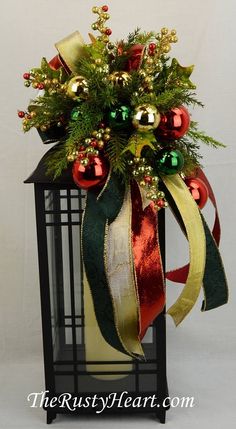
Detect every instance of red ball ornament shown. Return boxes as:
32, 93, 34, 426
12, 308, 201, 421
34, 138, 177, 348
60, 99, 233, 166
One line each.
184, 177, 209, 209
90, 139, 98, 148
37, 83, 44, 90
23, 72, 30, 80
72, 156, 109, 190
18, 111, 25, 118
144, 175, 152, 183
105, 28, 112, 36
156, 199, 165, 209
149, 43, 156, 51
102, 5, 108, 11
155, 106, 190, 140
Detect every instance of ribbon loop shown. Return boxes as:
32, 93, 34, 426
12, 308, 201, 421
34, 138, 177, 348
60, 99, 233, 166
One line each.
162, 174, 206, 326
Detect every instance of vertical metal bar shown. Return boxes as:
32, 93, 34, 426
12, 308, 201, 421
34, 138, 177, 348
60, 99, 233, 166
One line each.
155, 208, 168, 400
78, 189, 85, 346
34, 185, 55, 397
66, 188, 78, 393
53, 190, 66, 351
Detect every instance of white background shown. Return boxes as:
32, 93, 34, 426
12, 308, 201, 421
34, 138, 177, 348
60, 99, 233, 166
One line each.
0, 0, 236, 427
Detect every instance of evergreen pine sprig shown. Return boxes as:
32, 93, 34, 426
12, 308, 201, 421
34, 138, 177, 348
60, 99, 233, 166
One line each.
188, 121, 226, 148
105, 133, 128, 178
66, 103, 103, 151
45, 141, 70, 179
155, 89, 204, 111
174, 137, 202, 176
27, 93, 76, 130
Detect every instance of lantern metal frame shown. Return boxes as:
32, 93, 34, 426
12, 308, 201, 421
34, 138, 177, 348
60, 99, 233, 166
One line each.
25, 152, 169, 425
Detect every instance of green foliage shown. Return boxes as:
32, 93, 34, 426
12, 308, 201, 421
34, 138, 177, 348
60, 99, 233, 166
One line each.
126, 28, 155, 48
174, 138, 202, 176
105, 133, 128, 179
22, 28, 225, 180
188, 122, 226, 148
45, 142, 69, 179
66, 103, 103, 150
28, 93, 75, 129
31, 57, 68, 83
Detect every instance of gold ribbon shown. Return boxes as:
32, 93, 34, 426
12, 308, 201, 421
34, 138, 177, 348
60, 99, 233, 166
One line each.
162, 174, 206, 326
55, 31, 85, 74
104, 188, 144, 358
84, 270, 133, 380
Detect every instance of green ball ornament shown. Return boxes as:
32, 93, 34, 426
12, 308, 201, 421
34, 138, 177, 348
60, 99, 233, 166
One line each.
108, 105, 131, 129
70, 107, 82, 121
156, 149, 184, 175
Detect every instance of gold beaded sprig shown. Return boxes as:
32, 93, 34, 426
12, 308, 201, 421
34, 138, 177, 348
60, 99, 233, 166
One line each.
91, 5, 112, 44
156, 27, 178, 57
67, 125, 111, 164
128, 157, 168, 210
139, 28, 178, 94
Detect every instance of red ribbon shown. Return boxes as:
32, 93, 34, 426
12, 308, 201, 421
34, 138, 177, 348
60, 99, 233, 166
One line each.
49, 55, 71, 74
131, 181, 165, 339
166, 168, 221, 283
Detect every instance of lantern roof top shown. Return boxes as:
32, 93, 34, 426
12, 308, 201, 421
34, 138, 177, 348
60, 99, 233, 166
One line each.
24, 143, 74, 185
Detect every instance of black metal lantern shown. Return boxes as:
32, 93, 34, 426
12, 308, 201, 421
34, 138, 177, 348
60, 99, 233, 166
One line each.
25, 149, 169, 424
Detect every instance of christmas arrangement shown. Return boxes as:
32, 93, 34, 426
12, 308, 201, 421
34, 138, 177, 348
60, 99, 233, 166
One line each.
19, 5, 228, 359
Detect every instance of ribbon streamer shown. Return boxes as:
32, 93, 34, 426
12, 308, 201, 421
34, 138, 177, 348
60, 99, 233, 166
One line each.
163, 182, 228, 311
197, 168, 220, 245
162, 174, 206, 326
49, 31, 85, 74
166, 167, 221, 283
105, 187, 144, 357
82, 173, 143, 358
84, 270, 133, 381
55, 31, 85, 73
131, 180, 165, 338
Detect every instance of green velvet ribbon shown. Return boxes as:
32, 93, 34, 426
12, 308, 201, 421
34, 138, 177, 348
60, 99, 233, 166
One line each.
82, 173, 128, 355
200, 215, 228, 310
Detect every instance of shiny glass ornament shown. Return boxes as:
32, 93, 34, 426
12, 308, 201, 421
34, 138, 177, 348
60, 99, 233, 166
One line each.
132, 104, 161, 132
155, 106, 190, 140
70, 107, 82, 121
155, 149, 184, 175
72, 155, 109, 190
109, 71, 131, 87
108, 105, 131, 129
66, 76, 89, 100
184, 177, 209, 209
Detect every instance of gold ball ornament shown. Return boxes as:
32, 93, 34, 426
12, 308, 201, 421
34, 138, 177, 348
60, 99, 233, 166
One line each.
132, 104, 161, 132
161, 27, 168, 35
66, 76, 89, 100
109, 71, 131, 87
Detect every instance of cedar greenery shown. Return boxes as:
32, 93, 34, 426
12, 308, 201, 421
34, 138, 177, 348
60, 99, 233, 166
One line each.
20, 26, 224, 179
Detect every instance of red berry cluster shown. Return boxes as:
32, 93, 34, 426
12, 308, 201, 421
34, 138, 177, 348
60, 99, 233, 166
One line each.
67, 124, 111, 165
23, 71, 45, 90
148, 43, 156, 56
